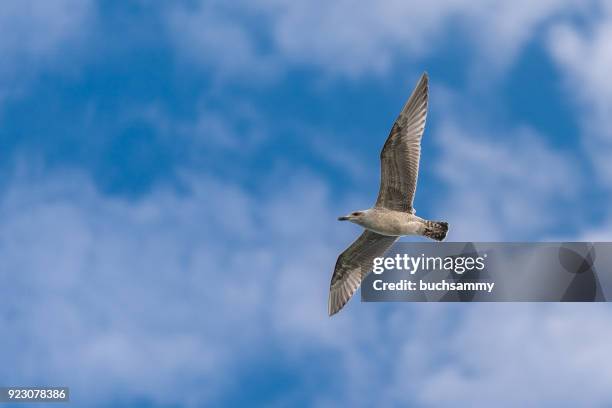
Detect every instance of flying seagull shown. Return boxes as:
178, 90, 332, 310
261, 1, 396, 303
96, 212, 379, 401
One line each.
328, 72, 448, 316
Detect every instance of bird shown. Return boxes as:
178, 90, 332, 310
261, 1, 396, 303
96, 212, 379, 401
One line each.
328, 72, 449, 316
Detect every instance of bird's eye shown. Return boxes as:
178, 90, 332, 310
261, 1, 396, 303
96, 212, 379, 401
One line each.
352, 212, 361, 216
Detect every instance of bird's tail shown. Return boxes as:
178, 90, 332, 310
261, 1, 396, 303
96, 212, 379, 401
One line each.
423, 220, 448, 241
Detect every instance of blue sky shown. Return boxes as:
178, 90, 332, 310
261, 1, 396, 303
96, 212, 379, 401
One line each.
2, 0, 612, 407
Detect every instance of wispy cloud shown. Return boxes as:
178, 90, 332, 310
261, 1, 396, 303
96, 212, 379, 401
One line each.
430, 88, 581, 240
0, 166, 366, 406
166, 1, 280, 82
2, 164, 611, 407
166, 0, 587, 80
548, 7, 612, 187
2, 1, 612, 407
387, 304, 612, 407
0, 0, 93, 96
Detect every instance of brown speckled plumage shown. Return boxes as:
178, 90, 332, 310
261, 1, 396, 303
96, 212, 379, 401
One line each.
329, 73, 449, 316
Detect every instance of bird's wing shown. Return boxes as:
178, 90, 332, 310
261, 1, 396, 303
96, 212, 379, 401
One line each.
328, 230, 398, 316
375, 72, 429, 212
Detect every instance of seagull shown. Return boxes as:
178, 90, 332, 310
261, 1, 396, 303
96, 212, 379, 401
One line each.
328, 72, 448, 316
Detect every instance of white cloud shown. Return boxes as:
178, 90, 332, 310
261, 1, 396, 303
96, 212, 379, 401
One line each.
268, 0, 581, 79
578, 214, 612, 241
386, 304, 612, 407
431, 89, 580, 241
0, 0, 93, 92
2, 2, 612, 406
2, 165, 611, 406
0, 0, 93, 114
0, 166, 367, 405
133, 100, 268, 151
548, 9, 612, 186
166, 0, 585, 79
438, 125, 578, 240
166, 2, 280, 82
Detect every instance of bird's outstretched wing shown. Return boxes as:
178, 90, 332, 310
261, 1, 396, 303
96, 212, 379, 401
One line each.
328, 231, 398, 316
375, 72, 428, 213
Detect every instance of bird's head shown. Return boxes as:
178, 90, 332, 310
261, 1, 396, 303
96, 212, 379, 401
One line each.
338, 210, 367, 223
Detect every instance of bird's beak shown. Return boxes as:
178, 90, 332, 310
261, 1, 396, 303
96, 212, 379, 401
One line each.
338, 216, 350, 221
